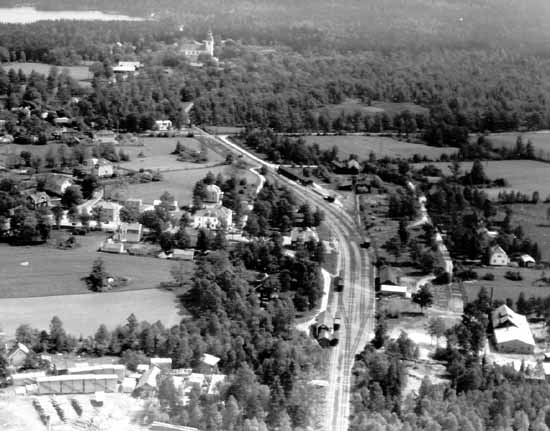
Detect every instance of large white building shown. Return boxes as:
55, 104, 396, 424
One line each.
193, 206, 232, 230
180, 31, 214, 60
492, 304, 535, 354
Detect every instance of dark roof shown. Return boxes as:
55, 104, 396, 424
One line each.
379, 266, 399, 285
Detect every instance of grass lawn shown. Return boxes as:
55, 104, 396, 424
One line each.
0, 289, 183, 337
462, 266, 550, 303
2, 62, 92, 85
0, 233, 191, 298
413, 160, 550, 199
117, 165, 258, 205
303, 135, 458, 160
118, 136, 225, 171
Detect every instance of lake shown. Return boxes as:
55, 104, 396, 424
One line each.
0, 6, 143, 23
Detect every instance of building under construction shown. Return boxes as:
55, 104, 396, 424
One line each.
35, 374, 118, 395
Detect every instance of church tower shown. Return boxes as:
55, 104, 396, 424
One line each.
204, 30, 214, 57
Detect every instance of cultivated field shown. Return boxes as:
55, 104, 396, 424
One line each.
0, 233, 187, 298
462, 266, 550, 303
119, 165, 258, 206
2, 62, 92, 85
303, 135, 458, 160
0, 289, 182, 336
118, 136, 225, 171
412, 160, 550, 199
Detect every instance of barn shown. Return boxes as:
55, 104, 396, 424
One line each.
492, 305, 535, 354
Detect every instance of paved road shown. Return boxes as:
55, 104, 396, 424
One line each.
194, 128, 375, 431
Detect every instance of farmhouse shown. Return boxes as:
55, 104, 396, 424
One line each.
492, 304, 535, 354
192, 206, 233, 230
83, 158, 114, 177
154, 120, 173, 131
24, 191, 50, 209
489, 245, 510, 266
7, 343, 30, 369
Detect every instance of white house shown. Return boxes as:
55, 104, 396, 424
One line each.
83, 158, 114, 177
180, 31, 215, 60
289, 227, 319, 244
94, 130, 118, 145
489, 245, 510, 266
154, 120, 173, 131
193, 206, 232, 230
93, 200, 123, 228
116, 222, 142, 243
113, 61, 142, 74
492, 304, 535, 354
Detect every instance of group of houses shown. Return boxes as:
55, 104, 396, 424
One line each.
6, 343, 226, 406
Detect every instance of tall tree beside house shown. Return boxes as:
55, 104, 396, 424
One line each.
91, 206, 104, 230
412, 285, 434, 312
398, 218, 409, 246
61, 185, 83, 208
51, 206, 64, 229
81, 175, 99, 200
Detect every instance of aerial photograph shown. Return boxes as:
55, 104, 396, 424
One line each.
2, 0, 550, 430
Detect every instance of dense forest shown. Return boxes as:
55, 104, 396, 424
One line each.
2, 0, 550, 53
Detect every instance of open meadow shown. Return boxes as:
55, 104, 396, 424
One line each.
503, 203, 550, 261
303, 135, 458, 160
413, 160, 550, 199
475, 131, 550, 160
118, 136, 225, 171
116, 165, 259, 206
462, 265, 550, 303
2, 62, 92, 85
0, 289, 182, 337
0, 233, 188, 298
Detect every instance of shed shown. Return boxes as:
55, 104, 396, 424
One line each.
170, 249, 195, 261
379, 284, 409, 298
201, 354, 220, 367
518, 254, 536, 268
99, 241, 125, 254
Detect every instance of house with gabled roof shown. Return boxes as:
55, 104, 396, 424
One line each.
492, 304, 535, 354
489, 245, 510, 266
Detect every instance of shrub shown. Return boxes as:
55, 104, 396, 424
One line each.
505, 271, 523, 281
482, 273, 495, 281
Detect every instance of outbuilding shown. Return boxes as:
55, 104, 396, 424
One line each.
492, 304, 535, 354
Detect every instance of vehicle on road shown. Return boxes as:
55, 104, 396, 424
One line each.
334, 315, 341, 331
335, 274, 344, 292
